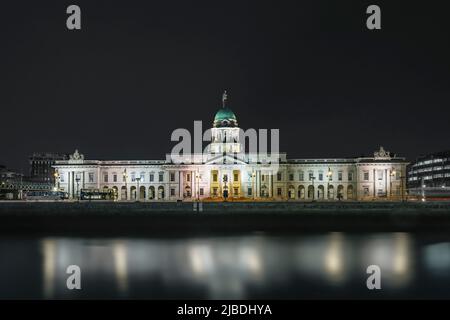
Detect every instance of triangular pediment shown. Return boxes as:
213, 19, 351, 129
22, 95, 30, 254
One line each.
205, 153, 247, 165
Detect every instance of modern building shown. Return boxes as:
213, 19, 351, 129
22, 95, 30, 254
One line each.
29, 152, 69, 183
408, 150, 450, 199
53, 94, 408, 201
0, 165, 24, 199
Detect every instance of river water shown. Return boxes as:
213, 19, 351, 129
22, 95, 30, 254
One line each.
0, 232, 449, 299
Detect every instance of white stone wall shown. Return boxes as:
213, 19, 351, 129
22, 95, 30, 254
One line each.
54, 156, 407, 201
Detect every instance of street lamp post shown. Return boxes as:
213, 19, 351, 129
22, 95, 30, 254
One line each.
390, 168, 396, 200
54, 171, 60, 192
196, 172, 200, 202
252, 171, 256, 200
122, 169, 128, 201
136, 177, 141, 202
75, 176, 80, 201
326, 168, 332, 200
310, 175, 316, 201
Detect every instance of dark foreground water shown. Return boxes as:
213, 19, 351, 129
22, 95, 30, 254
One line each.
0, 232, 449, 299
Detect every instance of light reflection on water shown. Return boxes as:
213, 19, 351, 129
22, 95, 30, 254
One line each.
1, 232, 450, 299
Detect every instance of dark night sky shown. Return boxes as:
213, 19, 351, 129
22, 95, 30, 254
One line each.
1, 0, 449, 173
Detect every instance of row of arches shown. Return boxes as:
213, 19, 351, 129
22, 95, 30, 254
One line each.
288, 185, 354, 200
106, 186, 166, 200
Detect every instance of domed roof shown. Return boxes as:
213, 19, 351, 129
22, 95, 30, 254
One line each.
213, 107, 238, 127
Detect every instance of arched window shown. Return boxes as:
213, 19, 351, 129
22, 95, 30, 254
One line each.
298, 185, 305, 199
308, 185, 314, 199
347, 185, 354, 200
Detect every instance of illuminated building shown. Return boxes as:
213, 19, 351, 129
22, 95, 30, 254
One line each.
53, 94, 408, 201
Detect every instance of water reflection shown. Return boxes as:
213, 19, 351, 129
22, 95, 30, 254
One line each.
0, 232, 449, 298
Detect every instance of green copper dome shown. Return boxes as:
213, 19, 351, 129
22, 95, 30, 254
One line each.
213, 107, 238, 127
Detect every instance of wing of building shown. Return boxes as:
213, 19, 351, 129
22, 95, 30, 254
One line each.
53, 98, 409, 202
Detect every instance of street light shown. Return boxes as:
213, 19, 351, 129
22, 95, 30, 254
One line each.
326, 168, 332, 200
310, 175, 316, 201
390, 168, 396, 200
196, 171, 200, 202
123, 169, 128, 201
75, 176, 80, 201
54, 171, 60, 192
251, 171, 256, 200
135, 177, 141, 202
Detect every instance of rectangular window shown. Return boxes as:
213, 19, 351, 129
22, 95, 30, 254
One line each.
104, 174, 108, 183
186, 174, 190, 182
131, 173, 136, 182
60, 173, 65, 183
149, 173, 154, 182
261, 175, 265, 182
299, 172, 304, 181
318, 173, 323, 181
113, 174, 117, 182
248, 188, 252, 196
338, 171, 343, 181
213, 173, 218, 182
348, 172, 353, 181
363, 171, 369, 181
140, 173, 145, 182
233, 188, 239, 196
277, 188, 282, 196
159, 173, 164, 182
277, 172, 282, 181
289, 173, 294, 181
170, 188, 175, 196
234, 173, 239, 182
199, 188, 204, 196
170, 172, 175, 182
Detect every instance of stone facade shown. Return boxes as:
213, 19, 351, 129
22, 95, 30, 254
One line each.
53, 103, 408, 202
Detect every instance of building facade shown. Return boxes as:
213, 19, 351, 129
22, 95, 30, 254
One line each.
29, 152, 69, 183
408, 150, 450, 199
53, 101, 408, 202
